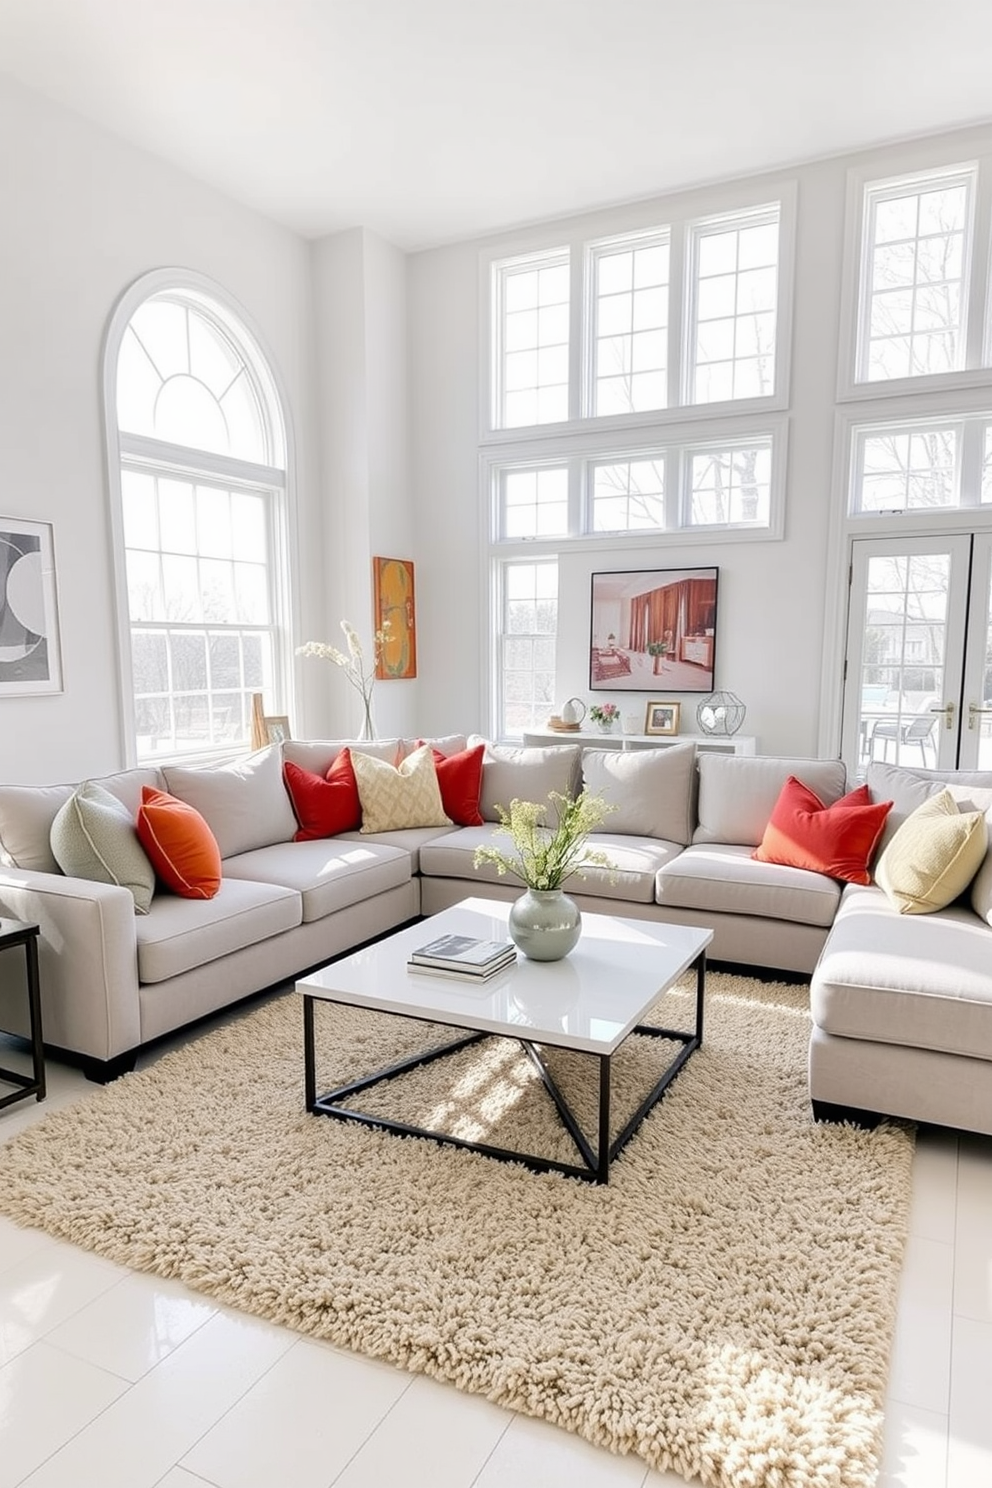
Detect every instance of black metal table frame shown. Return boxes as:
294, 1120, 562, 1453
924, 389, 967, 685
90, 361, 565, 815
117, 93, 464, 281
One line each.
303, 951, 705, 1184
0, 920, 45, 1111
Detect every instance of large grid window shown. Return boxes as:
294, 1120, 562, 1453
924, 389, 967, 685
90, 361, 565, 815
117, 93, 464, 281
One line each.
493, 251, 570, 428
688, 208, 780, 404
857, 167, 974, 383
497, 561, 558, 735
109, 281, 290, 763
590, 233, 669, 416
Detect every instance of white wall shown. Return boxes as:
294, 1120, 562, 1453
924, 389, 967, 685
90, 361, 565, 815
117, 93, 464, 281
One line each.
308, 227, 414, 741
406, 122, 992, 756
0, 75, 317, 784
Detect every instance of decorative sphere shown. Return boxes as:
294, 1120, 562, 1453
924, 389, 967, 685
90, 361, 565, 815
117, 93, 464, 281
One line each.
696, 691, 746, 736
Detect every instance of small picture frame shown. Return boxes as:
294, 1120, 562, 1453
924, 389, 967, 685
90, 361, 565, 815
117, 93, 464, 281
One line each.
263, 715, 291, 745
644, 700, 680, 736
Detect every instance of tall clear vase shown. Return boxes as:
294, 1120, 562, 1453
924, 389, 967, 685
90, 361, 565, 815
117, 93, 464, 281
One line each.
358, 694, 376, 742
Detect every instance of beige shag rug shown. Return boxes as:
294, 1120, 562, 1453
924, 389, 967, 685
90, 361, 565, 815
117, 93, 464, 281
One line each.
0, 971, 913, 1488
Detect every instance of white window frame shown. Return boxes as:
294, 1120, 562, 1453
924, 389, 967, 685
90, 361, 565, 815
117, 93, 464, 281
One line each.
483, 414, 787, 548
103, 268, 298, 767
583, 226, 672, 419
491, 555, 559, 738
837, 145, 992, 403
490, 246, 571, 432
480, 180, 797, 444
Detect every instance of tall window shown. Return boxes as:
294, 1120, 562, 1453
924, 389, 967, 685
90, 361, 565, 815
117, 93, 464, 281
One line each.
589, 232, 670, 416
687, 208, 780, 403
106, 275, 290, 764
497, 561, 558, 733
492, 250, 570, 428
855, 165, 976, 384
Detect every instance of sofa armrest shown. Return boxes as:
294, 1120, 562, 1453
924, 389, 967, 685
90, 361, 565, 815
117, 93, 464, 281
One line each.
0, 868, 140, 1061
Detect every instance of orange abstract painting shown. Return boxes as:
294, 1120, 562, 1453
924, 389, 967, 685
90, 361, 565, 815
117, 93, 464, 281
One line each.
373, 557, 417, 679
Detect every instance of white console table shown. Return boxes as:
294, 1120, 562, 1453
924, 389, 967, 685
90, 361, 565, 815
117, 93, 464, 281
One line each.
521, 728, 756, 756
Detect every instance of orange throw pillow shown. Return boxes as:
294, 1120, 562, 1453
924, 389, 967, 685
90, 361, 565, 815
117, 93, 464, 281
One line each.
752, 777, 892, 885
418, 742, 485, 827
283, 751, 362, 840
135, 786, 222, 899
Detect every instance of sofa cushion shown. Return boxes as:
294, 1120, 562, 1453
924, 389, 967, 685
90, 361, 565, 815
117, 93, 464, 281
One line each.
135, 877, 302, 983
752, 778, 891, 886
417, 824, 679, 905
283, 753, 362, 839
657, 843, 842, 927
581, 742, 696, 845
163, 746, 297, 859
476, 742, 582, 823
693, 755, 848, 847
866, 760, 992, 853
875, 789, 988, 914
351, 744, 451, 833
811, 884, 992, 1060
221, 838, 412, 923
281, 739, 400, 776
0, 767, 164, 874
50, 781, 156, 913
136, 787, 222, 900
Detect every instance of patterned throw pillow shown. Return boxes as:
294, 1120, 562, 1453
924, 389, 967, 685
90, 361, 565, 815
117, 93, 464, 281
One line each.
351, 744, 451, 834
50, 781, 156, 913
875, 789, 988, 914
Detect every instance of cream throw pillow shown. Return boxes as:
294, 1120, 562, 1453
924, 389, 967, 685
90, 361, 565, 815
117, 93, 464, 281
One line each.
351, 744, 451, 834
875, 788, 988, 915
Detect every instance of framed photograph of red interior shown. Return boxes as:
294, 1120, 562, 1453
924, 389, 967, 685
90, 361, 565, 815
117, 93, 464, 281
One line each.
589, 567, 719, 693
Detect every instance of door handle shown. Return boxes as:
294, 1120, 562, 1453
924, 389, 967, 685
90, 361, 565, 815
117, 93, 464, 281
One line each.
929, 701, 956, 729
968, 702, 992, 730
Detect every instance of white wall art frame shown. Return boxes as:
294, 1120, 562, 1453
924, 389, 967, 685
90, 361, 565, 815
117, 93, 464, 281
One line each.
0, 518, 64, 695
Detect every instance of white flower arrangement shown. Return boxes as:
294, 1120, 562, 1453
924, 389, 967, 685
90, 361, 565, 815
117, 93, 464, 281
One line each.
296, 619, 390, 740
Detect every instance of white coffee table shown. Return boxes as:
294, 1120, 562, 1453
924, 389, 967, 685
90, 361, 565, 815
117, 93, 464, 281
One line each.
297, 897, 712, 1184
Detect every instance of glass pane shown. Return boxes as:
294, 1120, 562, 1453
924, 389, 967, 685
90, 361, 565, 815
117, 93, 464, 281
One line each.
857, 428, 958, 514
208, 633, 242, 689
159, 479, 197, 555
126, 551, 163, 622
155, 375, 229, 453
161, 554, 201, 621
172, 631, 208, 691
592, 460, 664, 531
233, 563, 269, 623
200, 558, 236, 622
231, 493, 268, 561
130, 631, 168, 693
220, 372, 266, 464
196, 487, 232, 559
188, 312, 240, 395
121, 471, 158, 551
859, 552, 948, 769
128, 300, 189, 378
689, 445, 770, 525
117, 328, 162, 436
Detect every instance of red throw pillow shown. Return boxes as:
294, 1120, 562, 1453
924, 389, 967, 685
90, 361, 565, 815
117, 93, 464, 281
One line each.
135, 786, 222, 899
417, 742, 485, 827
283, 751, 362, 840
752, 777, 892, 885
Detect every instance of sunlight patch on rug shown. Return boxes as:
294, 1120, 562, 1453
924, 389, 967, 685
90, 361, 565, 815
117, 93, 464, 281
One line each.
0, 972, 914, 1488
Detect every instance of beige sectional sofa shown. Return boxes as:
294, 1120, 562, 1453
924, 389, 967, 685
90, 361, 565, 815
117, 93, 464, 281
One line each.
0, 737, 990, 1139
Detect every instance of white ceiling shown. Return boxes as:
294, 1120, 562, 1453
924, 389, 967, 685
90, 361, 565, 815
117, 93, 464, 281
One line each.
2, 0, 992, 251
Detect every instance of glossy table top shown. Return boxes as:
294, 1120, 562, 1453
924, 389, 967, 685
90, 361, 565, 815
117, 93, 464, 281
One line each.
296, 897, 711, 1054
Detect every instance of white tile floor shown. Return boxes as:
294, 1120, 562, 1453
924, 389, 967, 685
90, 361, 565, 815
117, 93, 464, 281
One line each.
0, 1039, 989, 1488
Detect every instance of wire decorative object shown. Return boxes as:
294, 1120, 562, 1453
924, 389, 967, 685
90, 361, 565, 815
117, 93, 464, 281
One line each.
696, 691, 746, 736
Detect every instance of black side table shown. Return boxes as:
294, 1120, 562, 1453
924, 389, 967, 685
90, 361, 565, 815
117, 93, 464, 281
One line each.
0, 918, 45, 1109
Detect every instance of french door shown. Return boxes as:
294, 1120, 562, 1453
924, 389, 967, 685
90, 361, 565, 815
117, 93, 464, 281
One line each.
842, 532, 992, 774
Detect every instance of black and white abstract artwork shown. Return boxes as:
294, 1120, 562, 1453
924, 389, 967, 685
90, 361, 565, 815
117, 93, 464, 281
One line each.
0, 520, 63, 695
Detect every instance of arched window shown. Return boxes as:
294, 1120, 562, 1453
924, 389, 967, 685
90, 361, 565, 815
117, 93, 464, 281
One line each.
104, 272, 292, 764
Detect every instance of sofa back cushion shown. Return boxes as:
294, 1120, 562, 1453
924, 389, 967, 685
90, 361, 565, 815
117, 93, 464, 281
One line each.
866, 760, 992, 853
475, 743, 582, 823
281, 739, 399, 777
0, 767, 165, 874
693, 755, 848, 847
581, 742, 696, 845
163, 746, 297, 860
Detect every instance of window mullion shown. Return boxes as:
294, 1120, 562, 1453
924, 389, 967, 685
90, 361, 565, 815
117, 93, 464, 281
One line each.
669, 222, 688, 409
960, 418, 986, 507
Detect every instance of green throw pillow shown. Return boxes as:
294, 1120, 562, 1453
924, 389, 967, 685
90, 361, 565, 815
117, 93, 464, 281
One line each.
875, 788, 987, 915
50, 781, 156, 913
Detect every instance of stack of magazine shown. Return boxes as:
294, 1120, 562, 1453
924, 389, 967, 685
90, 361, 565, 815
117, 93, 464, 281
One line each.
408, 933, 516, 981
